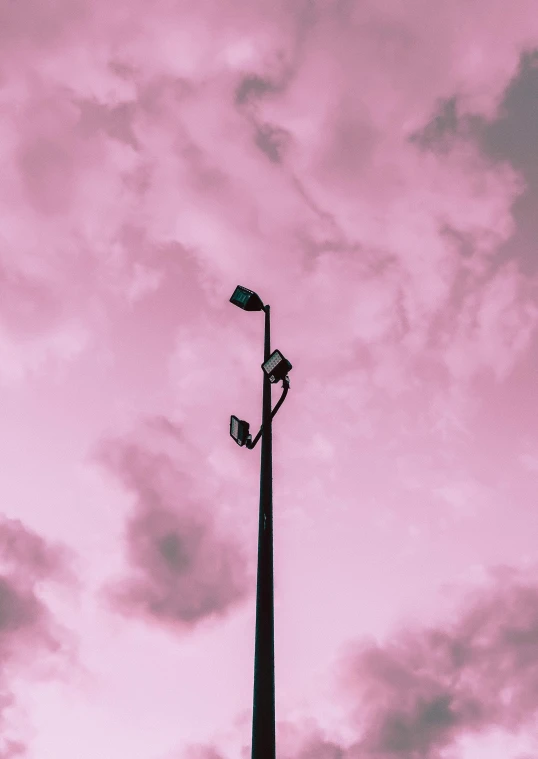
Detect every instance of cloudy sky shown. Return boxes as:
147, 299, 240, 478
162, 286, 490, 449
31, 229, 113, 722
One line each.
1, 0, 538, 756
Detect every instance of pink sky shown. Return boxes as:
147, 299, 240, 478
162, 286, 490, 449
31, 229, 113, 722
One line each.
1, 0, 538, 756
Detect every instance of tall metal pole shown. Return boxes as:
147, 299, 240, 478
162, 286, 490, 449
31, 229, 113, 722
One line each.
251, 304, 276, 759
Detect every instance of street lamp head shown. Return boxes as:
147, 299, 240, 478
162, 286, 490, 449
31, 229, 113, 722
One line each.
230, 285, 265, 312
230, 415, 251, 447
262, 349, 292, 384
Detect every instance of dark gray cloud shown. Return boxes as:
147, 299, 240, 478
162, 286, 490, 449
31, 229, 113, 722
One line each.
95, 416, 251, 630
0, 516, 71, 756
235, 74, 278, 106
328, 565, 538, 757
186, 564, 538, 758
478, 48, 538, 278
410, 47, 538, 277
255, 123, 292, 164
409, 96, 460, 155
0, 516, 70, 583
481, 50, 538, 174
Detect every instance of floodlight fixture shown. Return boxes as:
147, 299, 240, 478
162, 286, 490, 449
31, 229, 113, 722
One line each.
230, 415, 252, 447
262, 349, 292, 384
230, 285, 265, 312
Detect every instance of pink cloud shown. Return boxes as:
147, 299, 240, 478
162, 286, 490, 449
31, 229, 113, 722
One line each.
93, 416, 252, 630
0, 517, 72, 755
1, 0, 538, 756
189, 566, 538, 758
1, 0, 536, 403
333, 566, 538, 757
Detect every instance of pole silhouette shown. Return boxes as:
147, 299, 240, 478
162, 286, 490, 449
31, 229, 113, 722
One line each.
251, 303, 276, 759
229, 286, 291, 758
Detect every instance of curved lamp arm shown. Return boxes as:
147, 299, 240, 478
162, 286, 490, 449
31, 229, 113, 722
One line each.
246, 376, 290, 450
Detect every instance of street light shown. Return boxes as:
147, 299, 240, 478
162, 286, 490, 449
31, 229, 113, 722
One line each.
230, 415, 251, 447
229, 284, 292, 759
262, 350, 292, 385
230, 285, 265, 312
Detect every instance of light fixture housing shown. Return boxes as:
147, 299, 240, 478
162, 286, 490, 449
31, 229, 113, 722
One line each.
230, 415, 251, 446
262, 349, 292, 384
229, 285, 264, 312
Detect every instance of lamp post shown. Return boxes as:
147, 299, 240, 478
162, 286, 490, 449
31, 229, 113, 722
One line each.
229, 286, 292, 759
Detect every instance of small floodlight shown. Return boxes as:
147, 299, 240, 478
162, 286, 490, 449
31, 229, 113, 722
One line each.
230, 285, 264, 312
230, 415, 251, 447
262, 349, 292, 384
